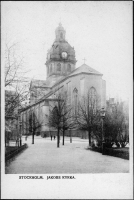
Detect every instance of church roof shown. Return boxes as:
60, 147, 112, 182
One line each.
68, 64, 103, 76
51, 64, 103, 89
30, 79, 50, 88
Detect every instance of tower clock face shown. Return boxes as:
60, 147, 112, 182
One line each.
61, 52, 67, 59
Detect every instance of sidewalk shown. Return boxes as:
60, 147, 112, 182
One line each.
5, 135, 129, 174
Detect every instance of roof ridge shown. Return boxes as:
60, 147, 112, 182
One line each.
79, 64, 102, 74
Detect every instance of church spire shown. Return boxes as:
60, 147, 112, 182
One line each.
55, 23, 66, 41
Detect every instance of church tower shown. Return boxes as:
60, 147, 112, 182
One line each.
45, 23, 77, 84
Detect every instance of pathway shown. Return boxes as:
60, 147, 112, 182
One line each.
5, 136, 129, 174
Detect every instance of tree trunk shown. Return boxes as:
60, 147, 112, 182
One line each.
20, 138, 22, 146
57, 129, 60, 148
32, 131, 34, 144
70, 130, 72, 143
63, 130, 65, 145
18, 139, 19, 147
88, 130, 91, 146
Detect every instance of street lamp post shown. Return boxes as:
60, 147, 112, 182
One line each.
17, 114, 20, 147
100, 108, 105, 155
19, 121, 22, 146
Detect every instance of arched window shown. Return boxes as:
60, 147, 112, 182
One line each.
89, 87, 96, 114
73, 88, 78, 115
67, 64, 71, 72
57, 63, 61, 71
48, 66, 49, 74
60, 32, 63, 39
53, 93, 56, 98
50, 64, 52, 73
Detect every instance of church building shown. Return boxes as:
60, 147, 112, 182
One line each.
20, 23, 106, 137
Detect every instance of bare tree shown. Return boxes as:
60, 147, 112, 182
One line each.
104, 102, 127, 147
93, 101, 128, 148
48, 101, 61, 148
28, 111, 43, 144
60, 94, 76, 145
4, 42, 30, 117
22, 108, 44, 144
5, 42, 28, 87
75, 89, 100, 147
48, 92, 75, 147
5, 85, 30, 117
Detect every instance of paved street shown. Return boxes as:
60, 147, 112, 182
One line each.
5, 136, 129, 174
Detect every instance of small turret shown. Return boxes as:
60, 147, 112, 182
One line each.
45, 24, 77, 82
55, 23, 66, 42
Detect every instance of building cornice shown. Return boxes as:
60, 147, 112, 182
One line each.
45, 58, 77, 65
52, 72, 103, 89
19, 98, 59, 113
43, 71, 103, 99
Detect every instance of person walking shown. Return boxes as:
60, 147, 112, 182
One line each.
54, 135, 56, 140
51, 135, 52, 141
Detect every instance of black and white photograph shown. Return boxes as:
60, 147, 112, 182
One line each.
1, 1, 133, 199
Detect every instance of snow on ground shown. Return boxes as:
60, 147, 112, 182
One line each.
5, 135, 129, 174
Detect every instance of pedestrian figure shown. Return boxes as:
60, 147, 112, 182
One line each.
51, 135, 52, 141
54, 135, 56, 140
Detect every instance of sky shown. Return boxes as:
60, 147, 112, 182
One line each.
2, 1, 132, 101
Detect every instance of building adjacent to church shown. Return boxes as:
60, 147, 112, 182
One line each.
20, 23, 106, 137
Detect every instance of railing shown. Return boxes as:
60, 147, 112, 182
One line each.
5, 143, 28, 163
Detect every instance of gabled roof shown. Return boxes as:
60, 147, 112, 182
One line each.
46, 76, 65, 87
68, 64, 103, 77
30, 79, 50, 88
51, 64, 103, 89
30, 64, 103, 94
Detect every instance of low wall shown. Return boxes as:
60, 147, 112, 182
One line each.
105, 147, 129, 160
61, 130, 88, 138
40, 130, 88, 138
5, 143, 28, 163
89, 146, 129, 160
41, 131, 57, 138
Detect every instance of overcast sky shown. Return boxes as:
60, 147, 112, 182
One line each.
2, 1, 132, 100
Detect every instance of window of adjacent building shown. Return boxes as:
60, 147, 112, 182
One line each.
66, 81, 71, 104
22, 113, 24, 135
80, 78, 85, 97
89, 87, 96, 114
27, 110, 29, 134
23, 112, 26, 135
67, 64, 71, 72
73, 88, 78, 115
50, 64, 52, 73
57, 63, 61, 71
48, 66, 49, 74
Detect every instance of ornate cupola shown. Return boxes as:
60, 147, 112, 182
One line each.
45, 23, 77, 83
55, 23, 66, 42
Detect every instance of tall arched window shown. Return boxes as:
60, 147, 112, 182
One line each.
67, 64, 71, 72
73, 88, 78, 115
48, 66, 49, 74
60, 32, 63, 39
50, 64, 52, 73
89, 87, 96, 114
57, 63, 61, 71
